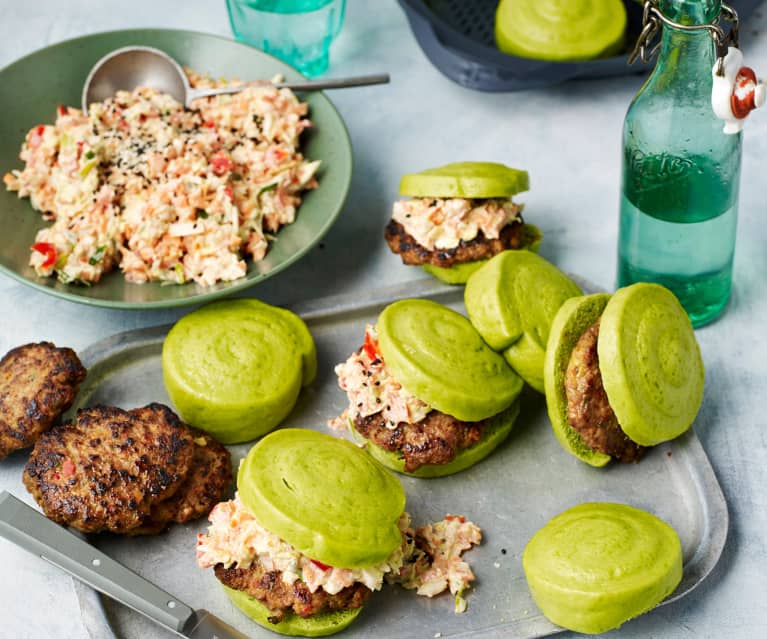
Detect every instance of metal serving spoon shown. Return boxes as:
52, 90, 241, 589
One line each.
82, 45, 389, 111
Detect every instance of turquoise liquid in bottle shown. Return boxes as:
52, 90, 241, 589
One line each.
617, 0, 742, 327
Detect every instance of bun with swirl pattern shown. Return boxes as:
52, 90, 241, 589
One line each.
543, 283, 705, 466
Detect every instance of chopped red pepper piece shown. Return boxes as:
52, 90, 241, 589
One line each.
224, 186, 233, 200
62, 459, 76, 477
362, 330, 380, 361
211, 151, 233, 176
445, 514, 467, 523
310, 559, 332, 571
35, 125, 45, 137
57, 104, 68, 117
31, 242, 57, 268
203, 120, 216, 129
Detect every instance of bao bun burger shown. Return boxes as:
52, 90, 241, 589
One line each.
385, 162, 542, 284
523, 502, 682, 634
543, 283, 705, 466
331, 298, 523, 477
196, 429, 482, 636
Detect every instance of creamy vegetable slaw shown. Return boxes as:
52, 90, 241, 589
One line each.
4, 71, 319, 286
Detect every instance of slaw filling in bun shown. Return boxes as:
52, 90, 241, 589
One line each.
197, 429, 482, 635
330, 299, 523, 477
385, 162, 541, 284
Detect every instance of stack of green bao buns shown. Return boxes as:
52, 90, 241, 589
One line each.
162, 299, 316, 444
222, 429, 406, 636
465, 251, 583, 393
345, 298, 524, 477
544, 283, 705, 466
495, 0, 628, 62
523, 502, 683, 634
389, 161, 542, 284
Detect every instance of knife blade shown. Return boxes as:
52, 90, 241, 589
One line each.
0, 491, 250, 639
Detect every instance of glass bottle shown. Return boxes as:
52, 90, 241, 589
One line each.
617, 0, 741, 327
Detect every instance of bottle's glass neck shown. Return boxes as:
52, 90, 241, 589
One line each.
658, 25, 716, 70
660, 0, 721, 24
650, 1, 722, 79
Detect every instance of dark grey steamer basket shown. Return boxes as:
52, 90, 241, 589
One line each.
398, 0, 762, 91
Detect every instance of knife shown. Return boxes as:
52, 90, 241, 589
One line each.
0, 491, 250, 639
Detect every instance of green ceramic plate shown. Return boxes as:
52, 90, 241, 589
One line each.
0, 29, 352, 309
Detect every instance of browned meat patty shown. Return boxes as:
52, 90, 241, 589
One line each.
129, 428, 232, 535
385, 218, 525, 268
354, 410, 484, 472
24, 403, 195, 533
564, 319, 645, 463
0, 342, 86, 460
215, 560, 371, 623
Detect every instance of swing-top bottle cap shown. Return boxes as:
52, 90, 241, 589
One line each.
712, 46, 766, 134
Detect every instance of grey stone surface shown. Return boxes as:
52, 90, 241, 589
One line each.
0, 1, 766, 637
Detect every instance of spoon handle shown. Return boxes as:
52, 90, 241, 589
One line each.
273, 73, 390, 91
186, 73, 389, 104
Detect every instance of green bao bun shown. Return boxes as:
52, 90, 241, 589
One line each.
523, 502, 683, 634
598, 283, 704, 446
243, 298, 317, 386
420, 223, 544, 285
350, 400, 519, 477
520, 222, 544, 253
398, 161, 529, 199
162, 299, 316, 444
495, 0, 627, 62
543, 285, 705, 465
465, 251, 582, 393
377, 299, 523, 422
543, 294, 613, 467
421, 260, 487, 285
223, 585, 362, 637
238, 429, 405, 568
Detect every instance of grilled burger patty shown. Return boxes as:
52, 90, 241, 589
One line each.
215, 560, 371, 623
0, 342, 86, 460
354, 410, 485, 472
129, 428, 232, 535
564, 320, 645, 463
384, 218, 524, 268
24, 403, 195, 533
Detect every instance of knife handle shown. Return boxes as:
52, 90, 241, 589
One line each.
0, 491, 194, 633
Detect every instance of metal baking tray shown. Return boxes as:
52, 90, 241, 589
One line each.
60, 277, 727, 638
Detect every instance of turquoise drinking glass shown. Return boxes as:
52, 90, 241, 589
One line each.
226, 0, 346, 77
